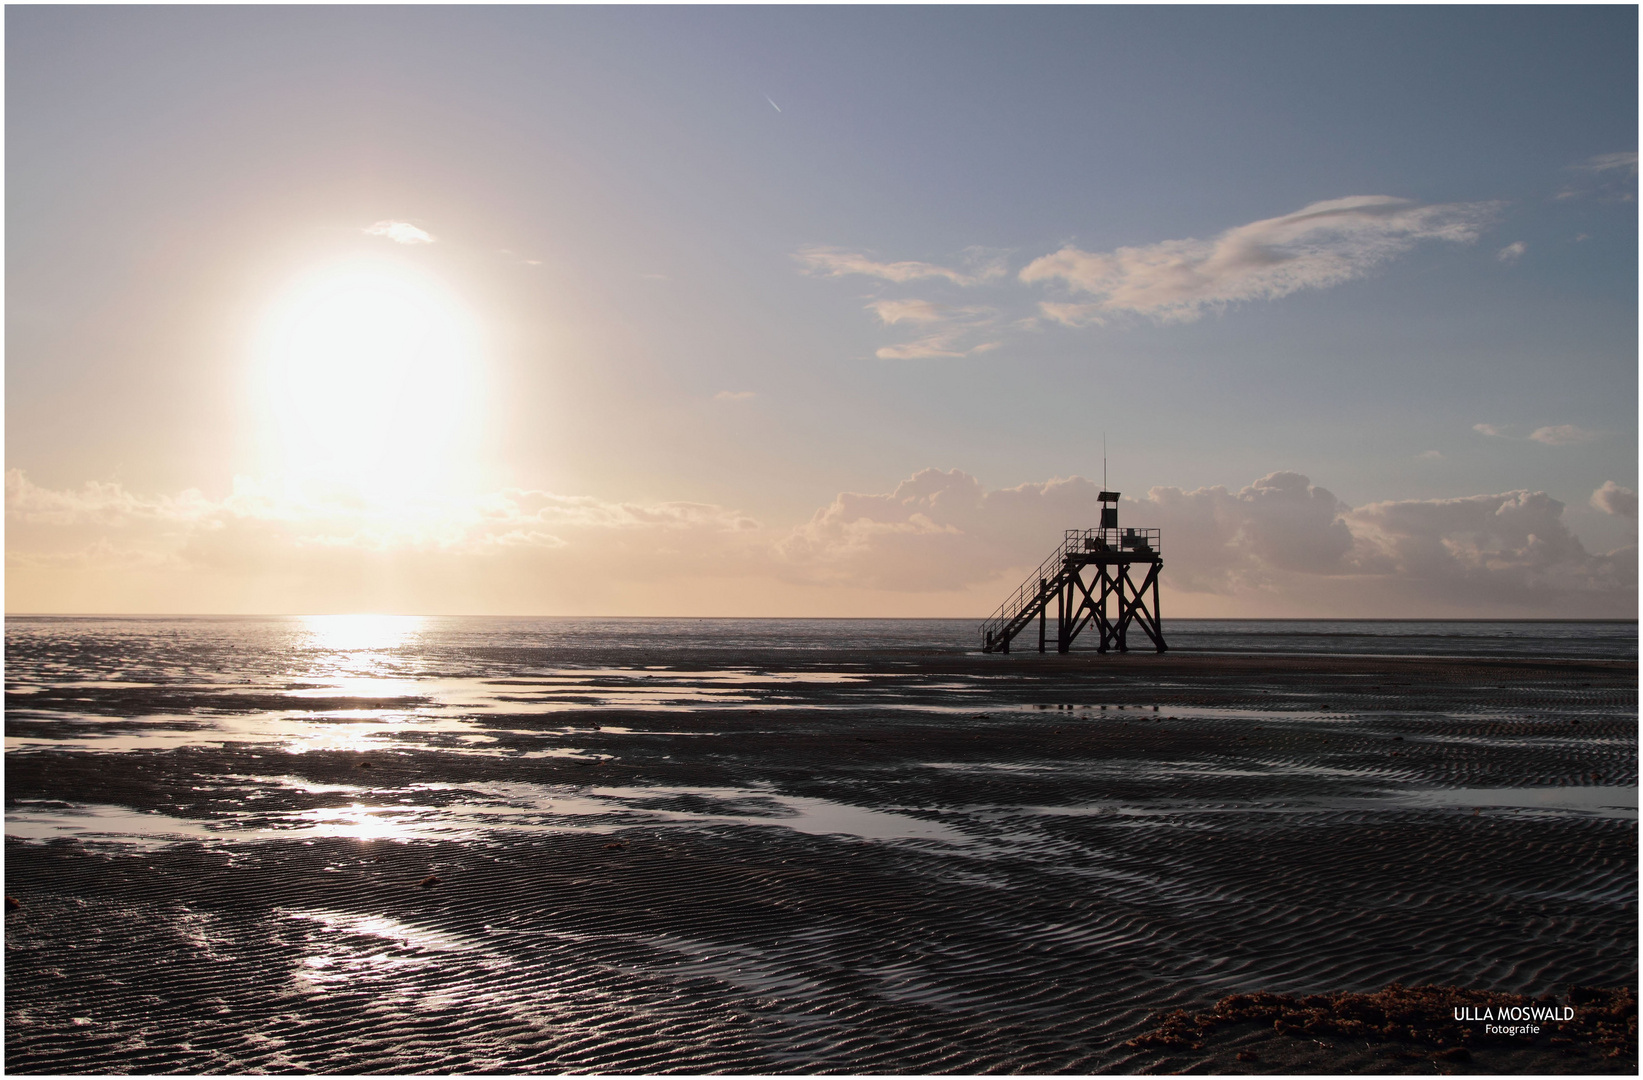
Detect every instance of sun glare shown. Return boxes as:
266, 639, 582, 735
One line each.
256, 262, 484, 502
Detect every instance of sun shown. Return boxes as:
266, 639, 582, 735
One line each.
254, 261, 485, 502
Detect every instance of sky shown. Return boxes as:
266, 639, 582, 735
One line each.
6, 6, 1637, 618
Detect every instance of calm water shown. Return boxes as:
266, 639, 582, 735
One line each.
5, 614, 1637, 678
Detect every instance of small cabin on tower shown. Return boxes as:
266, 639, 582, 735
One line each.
980, 491, 1166, 654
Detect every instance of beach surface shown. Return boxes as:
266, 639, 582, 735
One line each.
5, 617, 1637, 1073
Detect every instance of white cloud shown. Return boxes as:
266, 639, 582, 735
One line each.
6, 469, 761, 568
1556, 152, 1638, 200
1576, 151, 1639, 174
865, 301, 999, 359
867, 298, 947, 324
1473, 423, 1507, 437
365, 220, 435, 244
12, 468, 1631, 617
774, 467, 1631, 614
1036, 301, 1107, 328
875, 338, 967, 360
1497, 241, 1527, 263
1345, 490, 1631, 607
1417, 450, 1443, 460
1529, 424, 1598, 446
793, 246, 1004, 287
714, 390, 756, 402
1019, 196, 1498, 324
874, 332, 999, 360
1591, 481, 1638, 520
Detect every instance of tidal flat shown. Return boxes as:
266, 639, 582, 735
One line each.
4, 617, 1636, 1073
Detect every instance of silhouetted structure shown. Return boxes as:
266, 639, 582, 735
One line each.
980, 491, 1166, 654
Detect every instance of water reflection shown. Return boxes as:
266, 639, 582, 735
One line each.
6, 780, 964, 847
299, 614, 426, 655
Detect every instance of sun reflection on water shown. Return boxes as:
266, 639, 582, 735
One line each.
299, 614, 426, 657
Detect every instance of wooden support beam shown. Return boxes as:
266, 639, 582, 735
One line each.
1038, 577, 1047, 653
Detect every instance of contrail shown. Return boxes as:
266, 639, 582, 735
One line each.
766, 96, 782, 113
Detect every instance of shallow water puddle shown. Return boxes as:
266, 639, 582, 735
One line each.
5, 780, 964, 848
5, 801, 220, 849
996, 784, 1640, 822
1394, 785, 1637, 817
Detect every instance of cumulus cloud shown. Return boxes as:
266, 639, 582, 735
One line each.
1529, 425, 1599, 446
1473, 423, 1507, 437
1019, 196, 1498, 324
6, 469, 764, 603
793, 246, 1003, 287
1345, 490, 1632, 607
1497, 241, 1527, 263
774, 467, 1631, 615
11, 468, 1631, 617
1591, 481, 1638, 520
714, 390, 756, 402
365, 220, 435, 244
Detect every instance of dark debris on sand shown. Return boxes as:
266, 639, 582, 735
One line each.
1126, 983, 1637, 1074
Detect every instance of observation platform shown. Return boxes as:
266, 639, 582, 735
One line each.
980, 492, 1165, 654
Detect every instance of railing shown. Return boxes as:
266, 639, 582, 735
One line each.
980, 527, 1162, 649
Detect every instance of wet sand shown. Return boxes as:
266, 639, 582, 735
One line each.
5, 648, 1637, 1073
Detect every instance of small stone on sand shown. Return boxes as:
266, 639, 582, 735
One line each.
419, 874, 441, 888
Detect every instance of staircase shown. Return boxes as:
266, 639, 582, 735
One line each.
979, 532, 1086, 652
980, 527, 1165, 654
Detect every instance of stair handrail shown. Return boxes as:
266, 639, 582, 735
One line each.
980, 531, 1079, 640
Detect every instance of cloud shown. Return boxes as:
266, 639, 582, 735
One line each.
714, 390, 756, 402
11, 468, 1631, 618
365, 220, 435, 244
1473, 423, 1507, 437
1344, 490, 1631, 607
1591, 482, 1638, 520
776, 469, 1358, 594
867, 299, 947, 324
774, 467, 1631, 615
1417, 450, 1443, 460
793, 246, 1004, 287
1037, 301, 1107, 328
6, 469, 762, 571
875, 332, 998, 360
1496, 241, 1527, 263
1019, 196, 1498, 324
1529, 425, 1598, 446
1556, 151, 1638, 200
875, 338, 967, 360
865, 301, 999, 359
1577, 151, 1639, 173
